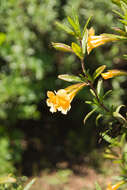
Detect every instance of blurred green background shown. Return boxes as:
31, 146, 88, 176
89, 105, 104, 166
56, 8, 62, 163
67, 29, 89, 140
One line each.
0, 0, 126, 177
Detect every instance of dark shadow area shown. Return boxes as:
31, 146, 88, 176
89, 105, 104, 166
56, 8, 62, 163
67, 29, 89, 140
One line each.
17, 98, 105, 176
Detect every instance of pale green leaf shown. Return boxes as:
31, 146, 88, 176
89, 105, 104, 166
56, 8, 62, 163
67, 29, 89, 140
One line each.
83, 16, 92, 36
71, 42, 83, 59
24, 178, 36, 190
83, 108, 97, 125
82, 29, 88, 55
55, 21, 75, 35
97, 79, 103, 96
67, 16, 81, 37
90, 89, 96, 97
93, 65, 106, 80
113, 112, 127, 123
58, 74, 84, 83
116, 104, 125, 113
96, 114, 103, 126
52, 43, 73, 52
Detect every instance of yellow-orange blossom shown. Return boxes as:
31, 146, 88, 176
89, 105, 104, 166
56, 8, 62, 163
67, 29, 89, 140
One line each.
87, 27, 118, 54
46, 83, 87, 114
106, 181, 125, 190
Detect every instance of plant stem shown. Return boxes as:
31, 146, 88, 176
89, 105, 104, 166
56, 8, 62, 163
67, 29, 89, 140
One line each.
79, 39, 110, 113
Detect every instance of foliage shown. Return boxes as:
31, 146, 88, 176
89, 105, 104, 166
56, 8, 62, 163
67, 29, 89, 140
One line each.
46, 0, 127, 189
0, 176, 35, 190
0, 1, 127, 187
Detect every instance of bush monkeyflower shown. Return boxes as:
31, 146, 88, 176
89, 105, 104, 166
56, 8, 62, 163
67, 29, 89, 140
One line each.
101, 69, 127, 79
106, 181, 125, 190
87, 27, 118, 54
46, 82, 87, 114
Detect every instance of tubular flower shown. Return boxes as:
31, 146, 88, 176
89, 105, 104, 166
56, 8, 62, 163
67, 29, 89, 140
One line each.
46, 83, 87, 114
106, 181, 125, 190
87, 27, 118, 54
101, 69, 127, 79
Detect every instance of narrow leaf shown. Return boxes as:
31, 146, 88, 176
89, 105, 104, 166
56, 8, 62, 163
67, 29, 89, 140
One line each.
58, 74, 84, 83
71, 42, 83, 59
52, 43, 73, 52
103, 90, 112, 99
113, 112, 127, 123
83, 16, 92, 36
72, 8, 80, 28
24, 178, 36, 190
113, 10, 125, 19
55, 21, 75, 35
90, 89, 96, 97
83, 108, 97, 125
116, 105, 125, 113
67, 16, 81, 37
97, 79, 103, 96
102, 133, 112, 143
93, 65, 106, 81
82, 29, 88, 55
96, 114, 103, 126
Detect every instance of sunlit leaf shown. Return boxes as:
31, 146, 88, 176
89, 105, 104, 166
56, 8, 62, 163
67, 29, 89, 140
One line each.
58, 74, 84, 83
116, 104, 125, 113
55, 21, 75, 35
97, 79, 103, 97
113, 112, 127, 124
24, 178, 36, 190
83, 16, 92, 36
71, 42, 83, 59
51, 42, 73, 52
82, 29, 88, 55
67, 16, 81, 37
93, 65, 106, 81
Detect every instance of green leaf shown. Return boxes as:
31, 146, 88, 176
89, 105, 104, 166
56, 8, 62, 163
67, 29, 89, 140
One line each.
83, 108, 97, 125
103, 90, 112, 99
95, 182, 102, 190
90, 89, 96, 97
82, 29, 88, 55
113, 10, 125, 19
113, 112, 127, 124
71, 42, 83, 59
102, 133, 112, 143
96, 114, 103, 126
97, 79, 103, 97
93, 65, 106, 81
51, 43, 73, 52
58, 74, 84, 83
24, 178, 36, 190
55, 21, 75, 35
72, 8, 80, 28
67, 16, 81, 37
116, 104, 125, 113
85, 101, 93, 105
83, 16, 92, 36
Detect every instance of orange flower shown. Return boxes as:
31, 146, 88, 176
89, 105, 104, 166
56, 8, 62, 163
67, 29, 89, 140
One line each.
87, 27, 118, 54
106, 181, 125, 190
46, 83, 87, 114
101, 69, 127, 79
